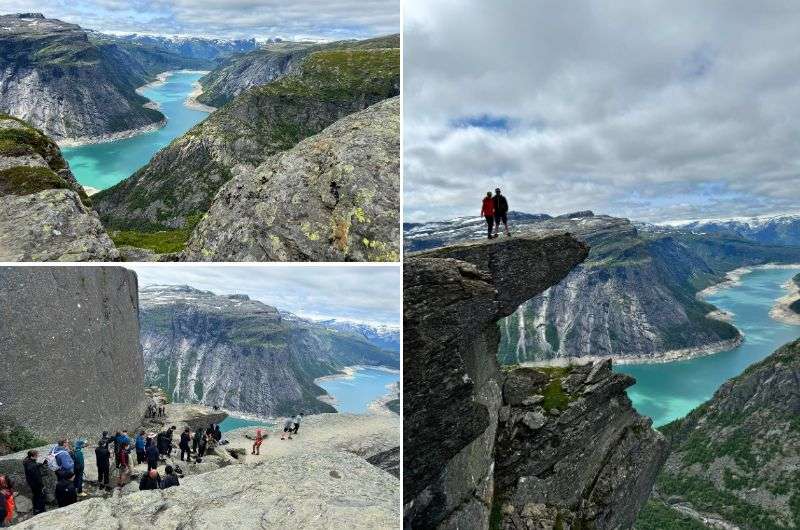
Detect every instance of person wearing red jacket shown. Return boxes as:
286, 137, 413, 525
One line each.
480, 192, 496, 239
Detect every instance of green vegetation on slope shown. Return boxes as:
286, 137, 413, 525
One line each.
0, 423, 47, 456
634, 500, 711, 530
0, 166, 70, 195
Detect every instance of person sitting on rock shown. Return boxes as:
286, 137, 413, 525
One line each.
480, 191, 496, 239
251, 428, 264, 455
292, 413, 304, 435
23, 450, 46, 515
0, 474, 15, 527
146, 437, 160, 471
161, 465, 180, 489
95, 441, 111, 490
280, 417, 294, 440
179, 428, 191, 461
54, 472, 77, 508
139, 469, 161, 491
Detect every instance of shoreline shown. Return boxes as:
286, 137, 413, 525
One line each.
185, 80, 217, 112
58, 69, 211, 148
314, 365, 401, 414
770, 276, 800, 325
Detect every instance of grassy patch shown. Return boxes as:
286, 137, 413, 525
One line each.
635, 499, 709, 530
110, 228, 190, 254
0, 165, 70, 195
0, 424, 47, 455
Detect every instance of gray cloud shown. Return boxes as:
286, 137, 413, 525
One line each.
125, 264, 401, 325
404, 1, 800, 223
1, 0, 397, 39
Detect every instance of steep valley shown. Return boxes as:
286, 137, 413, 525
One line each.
139, 285, 400, 416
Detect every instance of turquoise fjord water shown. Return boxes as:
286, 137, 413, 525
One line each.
316, 367, 400, 414
60, 71, 209, 191
618, 266, 800, 427
219, 416, 273, 433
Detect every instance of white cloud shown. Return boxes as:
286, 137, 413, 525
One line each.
124, 265, 401, 326
403, 0, 800, 223
0, 0, 397, 40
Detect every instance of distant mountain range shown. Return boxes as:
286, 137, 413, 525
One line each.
658, 212, 800, 247
405, 211, 800, 363
93, 32, 257, 62
138, 285, 399, 416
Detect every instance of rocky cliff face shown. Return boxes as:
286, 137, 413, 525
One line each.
94, 45, 400, 234
139, 285, 399, 416
0, 13, 169, 142
197, 34, 400, 108
640, 338, 800, 530
182, 96, 399, 261
0, 113, 118, 261
0, 266, 145, 440
405, 213, 800, 363
403, 233, 668, 529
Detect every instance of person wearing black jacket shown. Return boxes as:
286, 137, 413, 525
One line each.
139, 469, 161, 491
94, 442, 111, 490
146, 438, 160, 471
213, 425, 222, 442
161, 465, 180, 489
179, 428, 191, 461
22, 450, 46, 514
54, 473, 77, 508
492, 188, 510, 236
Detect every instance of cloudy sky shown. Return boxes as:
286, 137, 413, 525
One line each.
126, 265, 400, 326
0, 0, 397, 40
404, 1, 800, 224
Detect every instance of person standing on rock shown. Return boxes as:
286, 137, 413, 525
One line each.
95, 441, 111, 490
292, 413, 304, 435
493, 188, 510, 237
192, 428, 202, 456
54, 472, 77, 508
50, 439, 74, 478
23, 450, 46, 515
112, 431, 121, 468
213, 424, 222, 443
117, 442, 131, 488
197, 432, 208, 458
280, 417, 294, 440
146, 437, 160, 471
161, 465, 180, 489
179, 428, 191, 461
72, 439, 87, 497
135, 431, 146, 465
251, 428, 263, 455
480, 192, 496, 239
138, 469, 161, 491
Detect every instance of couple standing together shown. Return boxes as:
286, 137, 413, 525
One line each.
480, 188, 510, 239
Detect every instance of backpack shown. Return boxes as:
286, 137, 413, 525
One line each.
2, 490, 14, 523
46, 448, 62, 471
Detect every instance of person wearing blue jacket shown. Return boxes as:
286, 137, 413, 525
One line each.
51, 439, 74, 477
72, 439, 87, 497
146, 438, 160, 471
135, 431, 146, 465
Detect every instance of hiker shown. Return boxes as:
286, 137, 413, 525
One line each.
280, 417, 294, 440
0, 475, 14, 527
73, 439, 87, 497
146, 438, 160, 471
165, 426, 177, 457
54, 472, 77, 508
292, 413, 304, 435
98, 431, 112, 448
139, 469, 161, 491
49, 439, 74, 478
197, 432, 208, 458
480, 191, 495, 239
23, 450, 46, 515
112, 431, 121, 468
162, 465, 180, 489
135, 431, 146, 465
179, 428, 191, 461
192, 428, 202, 455
251, 428, 263, 455
117, 442, 131, 488
493, 188, 510, 236
95, 441, 111, 490
213, 424, 222, 443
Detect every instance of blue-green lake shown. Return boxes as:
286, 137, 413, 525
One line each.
317, 367, 400, 414
618, 266, 800, 427
219, 416, 273, 433
60, 71, 209, 191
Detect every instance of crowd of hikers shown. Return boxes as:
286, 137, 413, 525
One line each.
480, 188, 511, 239
0, 422, 227, 525
0, 406, 308, 525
